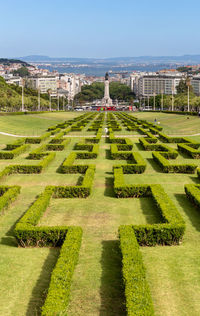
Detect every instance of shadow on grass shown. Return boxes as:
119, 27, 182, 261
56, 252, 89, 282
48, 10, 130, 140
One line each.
146, 158, 162, 173
104, 177, 115, 197
100, 240, 126, 316
140, 197, 162, 224
174, 193, 200, 232
178, 151, 192, 159
26, 248, 59, 316
189, 176, 200, 184
135, 142, 144, 151
105, 149, 111, 160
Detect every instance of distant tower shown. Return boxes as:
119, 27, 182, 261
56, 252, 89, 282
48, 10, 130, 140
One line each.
102, 72, 112, 106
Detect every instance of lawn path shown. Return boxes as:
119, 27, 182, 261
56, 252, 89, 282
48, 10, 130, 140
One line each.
67, 136, 126, 316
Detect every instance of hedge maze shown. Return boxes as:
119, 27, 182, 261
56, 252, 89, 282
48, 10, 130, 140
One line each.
1, 111, 200, 315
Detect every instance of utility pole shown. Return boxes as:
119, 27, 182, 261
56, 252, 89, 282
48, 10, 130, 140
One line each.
38, 87, 40, 111
57, 94, 59, 111
21, 79, 24, 112
187, 79, 190, 112
171, 85, 174, 111
63, 96, 65, 111
147, 95, 150, 109
153, 91, 156, 111
161, 88, 164, 111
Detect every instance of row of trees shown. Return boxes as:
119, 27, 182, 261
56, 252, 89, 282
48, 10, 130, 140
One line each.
144, 79, 200, 111
74, 82, 134, 103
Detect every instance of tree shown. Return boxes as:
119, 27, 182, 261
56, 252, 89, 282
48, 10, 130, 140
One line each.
12, 66, 30, 77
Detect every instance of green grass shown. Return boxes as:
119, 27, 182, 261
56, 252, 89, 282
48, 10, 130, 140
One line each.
0, 112, 200, 315
133, 111, 200, 135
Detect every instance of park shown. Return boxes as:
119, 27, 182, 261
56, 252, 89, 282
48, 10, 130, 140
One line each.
0, 110, 200, 315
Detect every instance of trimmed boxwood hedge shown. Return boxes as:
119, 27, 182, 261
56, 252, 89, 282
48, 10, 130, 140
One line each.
0, 152, 55, 179
177, 143, 200, 158
0, 185, 20, 214
114, 152, 146, 174
152, 151, 197, 173
114, 167, 185, 245
25, 132, 51, 144
185, 184, 200, 208
46, 138, 71, 151
119, 226, 155, 316
58, 152, 95, 174
0, 144, 30, 159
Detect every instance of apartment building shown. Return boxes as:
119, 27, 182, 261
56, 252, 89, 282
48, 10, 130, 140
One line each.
138, 74, 184, 97
191, 76, 200, 96
27, 75, 58, 96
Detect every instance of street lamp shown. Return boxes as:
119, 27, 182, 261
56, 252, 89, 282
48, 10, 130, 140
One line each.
186, 79, 190, 112
57, 94, 59, 111
38, 87, 40, 111
171, 85, 175, 111
21, 79, 25, 112
153, 91, 156, 111
48, 90, 52, 111
161, 88, 164, 111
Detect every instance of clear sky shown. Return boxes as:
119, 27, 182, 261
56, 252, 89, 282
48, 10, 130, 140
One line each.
0, 0, 200, 58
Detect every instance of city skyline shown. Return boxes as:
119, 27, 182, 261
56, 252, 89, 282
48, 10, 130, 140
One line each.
1, 0, 200, 58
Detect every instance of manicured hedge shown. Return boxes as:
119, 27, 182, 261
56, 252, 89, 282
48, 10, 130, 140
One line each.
76, 144, 99, 159
114, 152, 146, 174
158, 132, 195, 144
58, 152, 93, 174
0, 152, 55, 179
25, 132, 51, 144
46, 139, 70, 151
114, 168, 185, 245
41, 227, 82, 316
53, 166, 95, 198
119, 226, 155, 316
0, 185, 20, 214
185, 184, 200, 208
177, 143, 200, 158
152, 151, 197, 173
0, 144, 30, 159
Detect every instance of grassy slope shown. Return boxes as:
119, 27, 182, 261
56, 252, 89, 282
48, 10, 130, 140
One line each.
133, 111, 200, 135
0, 113, 199, 315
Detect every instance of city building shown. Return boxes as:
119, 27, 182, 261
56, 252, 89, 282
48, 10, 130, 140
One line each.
137, 73, 184, 97
191, 76, 200, 96
27, 75, 58, 96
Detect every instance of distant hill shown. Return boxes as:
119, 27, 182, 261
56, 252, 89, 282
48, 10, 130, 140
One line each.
17, 55, 200, 64
0, 58, 29, 66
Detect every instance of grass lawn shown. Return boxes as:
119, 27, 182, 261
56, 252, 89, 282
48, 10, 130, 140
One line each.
0, 112, 200, 315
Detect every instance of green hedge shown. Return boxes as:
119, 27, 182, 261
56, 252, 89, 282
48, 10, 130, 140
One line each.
53, 166, 95, 198
152, 152, 197, 173
177, 143, 200, 158
25, 132, 51, 144
0, 185, 20, 214
158, 132, 195, 144
46, 139, 71, 151
119, 226, 155, 316
0, 144, 30, 159
41, 227, 82, 316
114, 168, 185, 245
76, 144, 99, 159
58, 152, 93, 174
185, 184, 200, 208
114, 152, 146, 174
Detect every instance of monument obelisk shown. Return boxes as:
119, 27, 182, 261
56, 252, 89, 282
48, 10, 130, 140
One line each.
102, 72, 112, 106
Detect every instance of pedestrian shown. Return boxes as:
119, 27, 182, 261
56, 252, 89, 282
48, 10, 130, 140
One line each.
154, 118, 157, 124
198, 110, 200, 118
105, 127, 108, 135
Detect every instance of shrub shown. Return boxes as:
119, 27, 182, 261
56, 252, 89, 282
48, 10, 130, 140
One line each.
114, 152, 146, 174
119, 226, 155, 316
177, 143, 200, 158
0, 144, 30, 159
0, 185, 20, 214
46, 139, 71, 151
152, 151, 197, 173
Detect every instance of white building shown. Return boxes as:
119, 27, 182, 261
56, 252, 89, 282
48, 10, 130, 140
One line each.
137, 73, 184, 97
191, 76, 200, 96
59, 74, 82, 101
27, 76, 58, 96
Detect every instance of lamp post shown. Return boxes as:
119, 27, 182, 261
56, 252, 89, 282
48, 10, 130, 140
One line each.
153, 91, 156, 111
171, 85, 174, 112
63, 96, 65, 111
186, 79, 190, 112
57, 94, 59, 111
147, 95, 150, 110
38, 87, 40, 111
48, 90, 52, 111
21, 79, 24, 112
161, 88, 164, 111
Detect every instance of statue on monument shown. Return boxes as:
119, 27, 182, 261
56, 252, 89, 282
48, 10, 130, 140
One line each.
102, 72, 112, 106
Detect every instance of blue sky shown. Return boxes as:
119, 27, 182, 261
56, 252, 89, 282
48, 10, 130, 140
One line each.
0, 0, 200, 58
